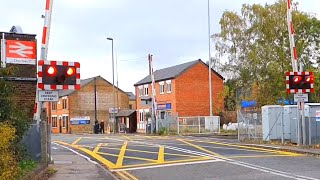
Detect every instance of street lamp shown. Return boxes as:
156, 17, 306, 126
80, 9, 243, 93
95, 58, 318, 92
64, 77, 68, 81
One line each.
208, 0, 213, 116
107, 37, 116, 133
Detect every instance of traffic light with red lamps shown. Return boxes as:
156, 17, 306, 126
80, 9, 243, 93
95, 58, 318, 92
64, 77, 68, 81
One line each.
38, 60, 80, 90
286, 71, 314, 93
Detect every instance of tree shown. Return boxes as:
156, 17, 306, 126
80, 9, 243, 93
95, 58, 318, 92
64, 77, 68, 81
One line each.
213, 0, 320, 106
0, 66, 29, 161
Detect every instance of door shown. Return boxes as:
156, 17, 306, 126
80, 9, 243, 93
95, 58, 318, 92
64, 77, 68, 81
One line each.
59, 117, 62, 133
66, 116, 69, 134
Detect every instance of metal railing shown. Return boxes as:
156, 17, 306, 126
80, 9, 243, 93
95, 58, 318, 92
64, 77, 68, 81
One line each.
237, 110, 262, 140
177, 116, 220, 134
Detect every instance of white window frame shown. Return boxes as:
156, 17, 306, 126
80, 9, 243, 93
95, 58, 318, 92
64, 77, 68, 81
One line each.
52, 115, 58, 128
62, 115, 69, 128
166, 80, 172, 93
159, 81, 164, 94
144, 84, 149, 96
138, 86, 143, 97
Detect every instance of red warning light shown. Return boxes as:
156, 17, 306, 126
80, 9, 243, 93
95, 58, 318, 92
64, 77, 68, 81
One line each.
293, 76, 302, 84
66, 67, 75, 76
46, 66, 56, 76
305, 75, 313, 83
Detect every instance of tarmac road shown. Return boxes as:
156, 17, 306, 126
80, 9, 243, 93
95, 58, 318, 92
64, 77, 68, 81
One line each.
52, 134, 320, 180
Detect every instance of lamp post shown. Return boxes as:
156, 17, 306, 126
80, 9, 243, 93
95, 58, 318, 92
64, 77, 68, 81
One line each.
107, 37, 116, 133
208, 0, 213, 116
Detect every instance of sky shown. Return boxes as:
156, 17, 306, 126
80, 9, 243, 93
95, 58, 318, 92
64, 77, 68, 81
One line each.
1, 0, 320, 93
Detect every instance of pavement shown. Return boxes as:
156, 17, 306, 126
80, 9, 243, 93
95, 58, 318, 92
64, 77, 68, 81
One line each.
50, 134, 320, 180
49, 140, 118, 180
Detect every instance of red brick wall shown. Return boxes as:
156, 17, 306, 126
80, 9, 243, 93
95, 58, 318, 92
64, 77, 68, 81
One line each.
175, 62, 224, 116
10, 80, 37, 119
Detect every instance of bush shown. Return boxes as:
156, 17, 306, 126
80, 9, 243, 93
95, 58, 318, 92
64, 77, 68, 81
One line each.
158, 127, 168, 135
0, 123, 20, 179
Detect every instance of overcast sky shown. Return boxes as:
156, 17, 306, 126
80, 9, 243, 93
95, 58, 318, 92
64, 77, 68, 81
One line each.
1, 0, 320, 93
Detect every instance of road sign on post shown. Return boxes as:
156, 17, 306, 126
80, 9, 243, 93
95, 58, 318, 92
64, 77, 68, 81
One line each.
38, 90, 59, 102
294, 94, 308, 103
38, 60, 80, 90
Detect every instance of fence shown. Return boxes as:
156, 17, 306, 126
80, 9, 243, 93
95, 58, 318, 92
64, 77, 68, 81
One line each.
177, 116, 220, 134
305, 117, 320, 145
238, 108, 320, 145
21, 122, 51, 163
237, 110, 262, 140
158, 114, 178, 134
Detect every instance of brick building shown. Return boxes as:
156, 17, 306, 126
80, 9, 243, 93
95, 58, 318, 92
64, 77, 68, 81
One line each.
48, 76, 130, 134
134, 59, 224, 132
0, 27, 37, 120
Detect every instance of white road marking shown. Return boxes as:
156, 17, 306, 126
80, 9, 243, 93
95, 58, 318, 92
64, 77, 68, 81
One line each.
111, 159, 223, 172
105, 136, 319, 180
52, 142, 98, 165
52, 147, 58, 150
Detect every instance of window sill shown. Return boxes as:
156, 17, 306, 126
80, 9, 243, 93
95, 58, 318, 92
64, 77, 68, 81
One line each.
160, 92, 164, 95
167, 91, 172, 94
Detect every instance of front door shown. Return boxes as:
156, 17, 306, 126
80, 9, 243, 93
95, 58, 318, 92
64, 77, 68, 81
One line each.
59, 118, 62, 133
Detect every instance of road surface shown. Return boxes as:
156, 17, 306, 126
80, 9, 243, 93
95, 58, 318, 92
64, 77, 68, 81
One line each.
52, 134, 320, 180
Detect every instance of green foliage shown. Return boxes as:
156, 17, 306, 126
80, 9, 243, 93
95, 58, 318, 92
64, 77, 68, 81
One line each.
0, 67, 29, 160
158, 127, 168, 135
19, 159, 38, 176
214, 0, 320, 106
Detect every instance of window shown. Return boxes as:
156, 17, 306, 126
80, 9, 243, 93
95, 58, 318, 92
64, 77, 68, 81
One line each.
166, 80, 172, 93
62, 98, 67, 109
159, 82, 164, 94
144, 85, 149, 96
52, 102, 57, 110
139, 111, 144, 122
160, 111, 166, 119
62, 116, 69, 128
129, 104, 133, 109
52, 116, 57, 128
138, 86, 143, 97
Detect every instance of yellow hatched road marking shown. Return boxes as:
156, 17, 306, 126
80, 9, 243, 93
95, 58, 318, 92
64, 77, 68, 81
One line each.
186, 139, 302, 156
114, 157, 212, 169
178, 139, 223, 158
99, 146, 201, 158
122, 171, 139, 180
93, 143, 102, 153
55, 141, 115, 168
157, 146, 165, 163
117, 172, 130, 180
71, 137, 82, 145
97, 152, 158, 163
122, 136, 132, 140
116, 141, 128, 168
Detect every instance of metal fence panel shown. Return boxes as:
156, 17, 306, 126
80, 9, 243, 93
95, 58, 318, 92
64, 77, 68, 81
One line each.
158, 114, 178, 133
21, 124, 42, 161
306, 117, 320, 145
237, 110, 262, 140
177, 116, 220, 134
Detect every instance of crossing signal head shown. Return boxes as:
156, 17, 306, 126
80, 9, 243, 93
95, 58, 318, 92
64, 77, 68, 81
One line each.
42, 63, 78, 85
287, 72, 314, 93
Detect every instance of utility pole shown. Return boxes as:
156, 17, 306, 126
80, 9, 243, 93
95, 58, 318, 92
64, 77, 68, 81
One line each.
208, 0, 213, 116
149, 54, 157, 133
94, 77, 97, 123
